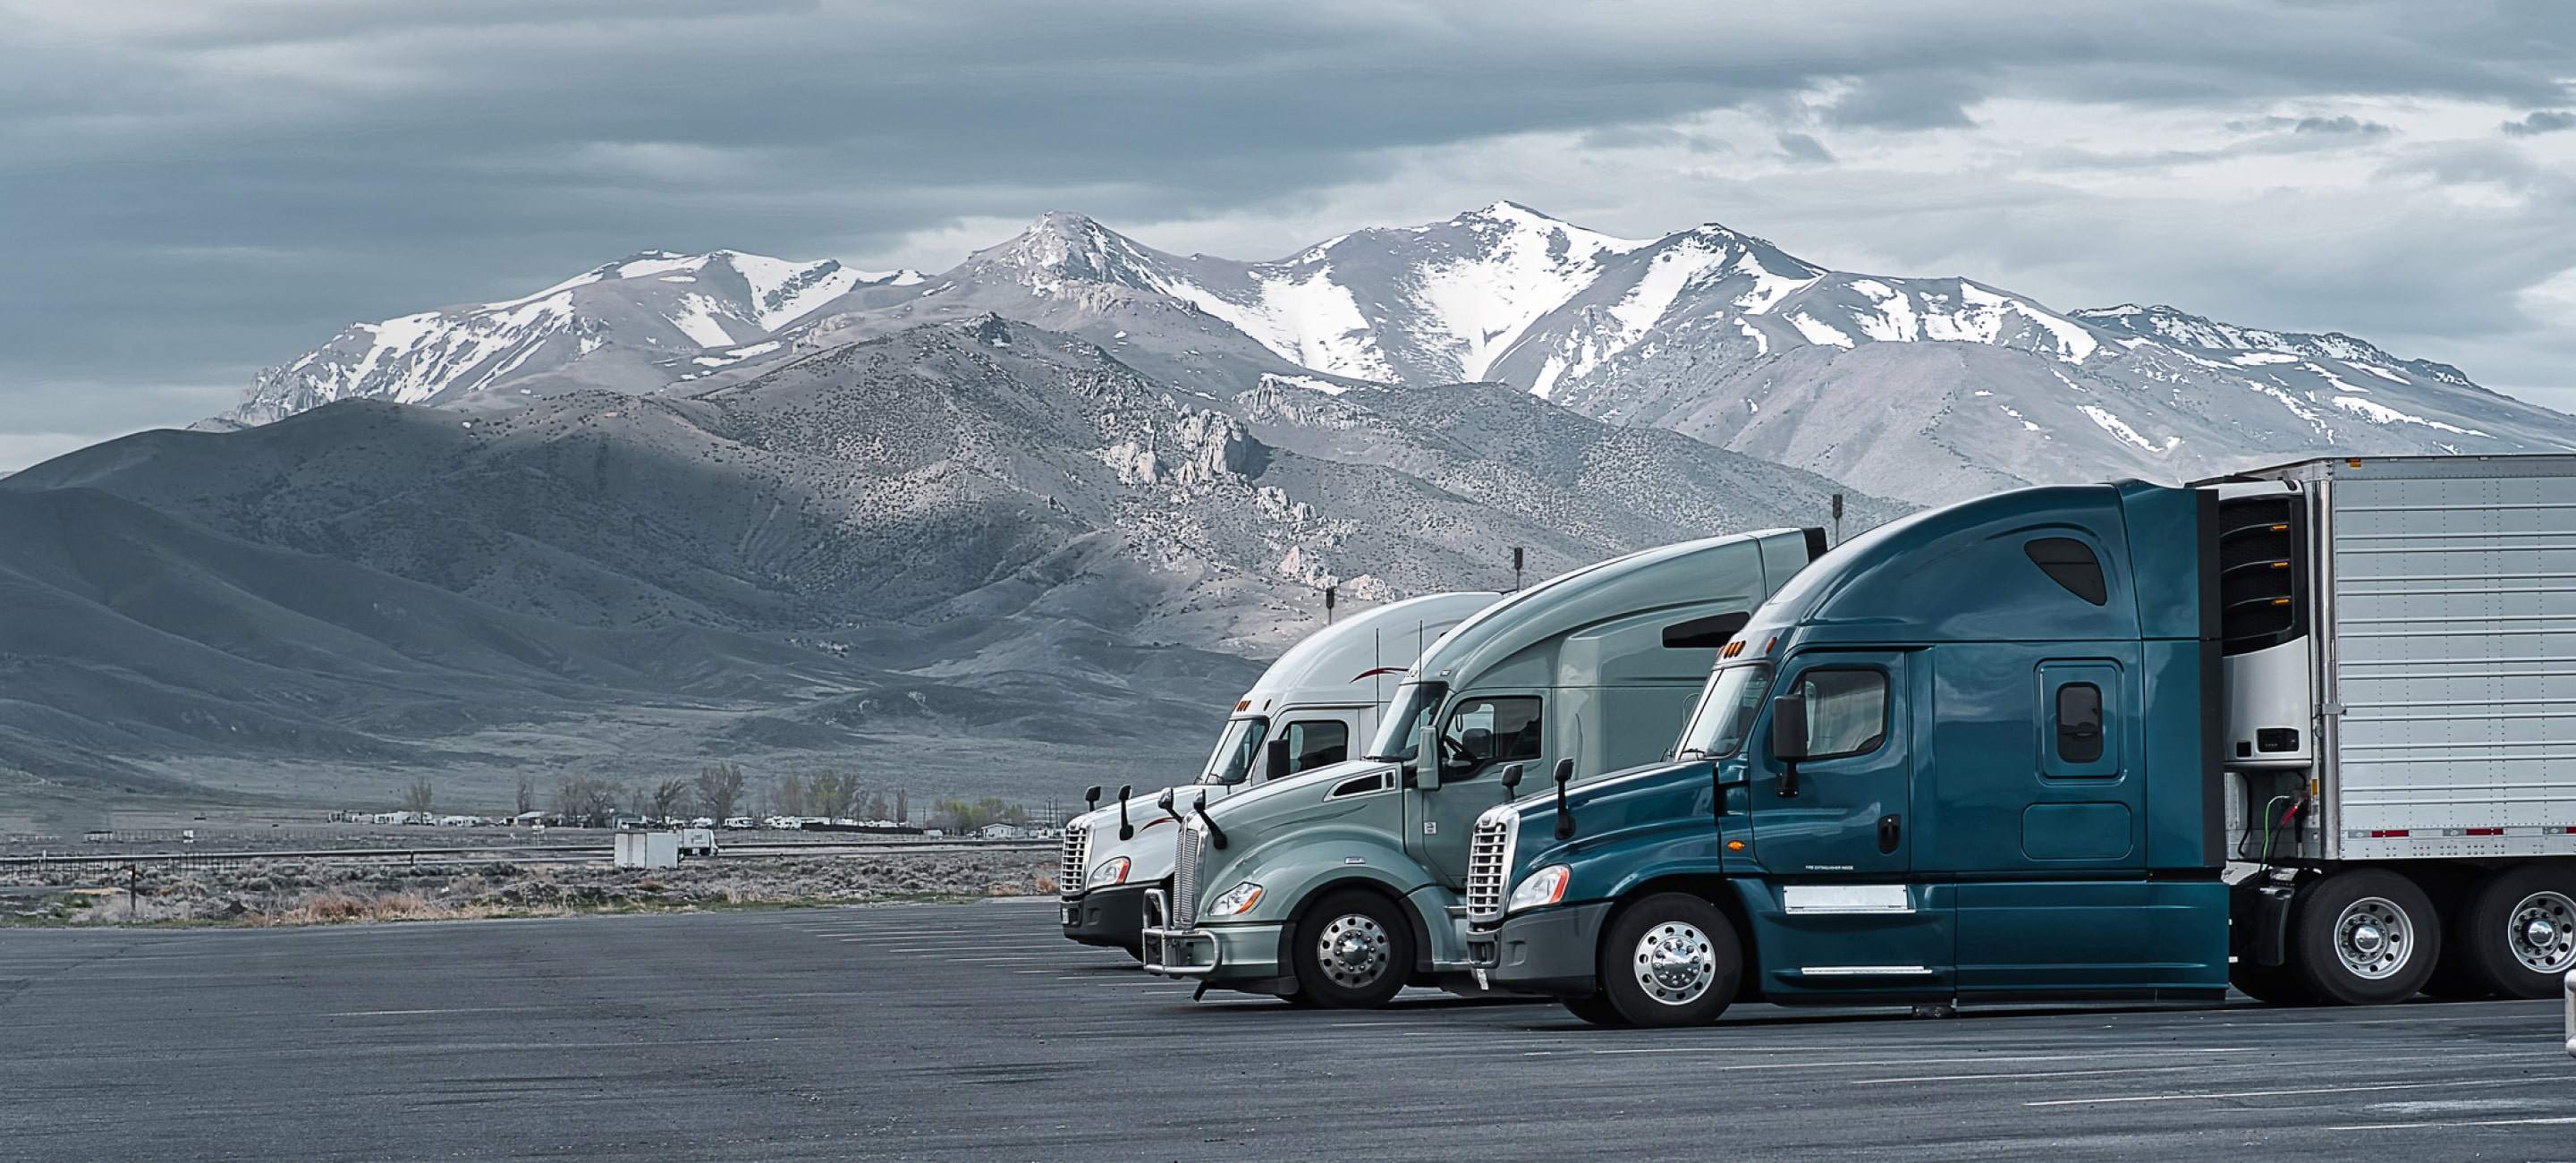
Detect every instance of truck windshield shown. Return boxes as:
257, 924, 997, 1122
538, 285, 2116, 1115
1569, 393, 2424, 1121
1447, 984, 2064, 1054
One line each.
1197, 717, 1269, 785
1364, 681, 1448, 763
1676, 664, 1773, 759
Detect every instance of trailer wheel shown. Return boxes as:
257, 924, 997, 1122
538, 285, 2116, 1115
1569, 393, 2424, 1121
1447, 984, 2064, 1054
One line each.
1597, 893, 1741, 1028
1562, 990, 1628, 1028
2447, 865, 2576, 999
1290, 887, 1414, 1009
2289, 869, 2440, 1006
2416, 869, 2491, 998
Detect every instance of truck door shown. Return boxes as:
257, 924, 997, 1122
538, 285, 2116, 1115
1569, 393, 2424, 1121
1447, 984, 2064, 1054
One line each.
1404, 692, 1541, 889
1747, 651, 1953, 992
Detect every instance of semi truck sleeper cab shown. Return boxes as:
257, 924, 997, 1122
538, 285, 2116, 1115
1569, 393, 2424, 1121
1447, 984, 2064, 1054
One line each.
1473, 457, 2576, 1026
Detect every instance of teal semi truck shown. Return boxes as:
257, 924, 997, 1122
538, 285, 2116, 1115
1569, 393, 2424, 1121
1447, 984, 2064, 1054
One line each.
1470, 457, 2576, 1026
1141, 529, 1825, 1006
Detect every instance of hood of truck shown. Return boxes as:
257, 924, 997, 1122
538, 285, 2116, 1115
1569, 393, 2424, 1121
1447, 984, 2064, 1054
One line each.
1495, 758, 1723, 888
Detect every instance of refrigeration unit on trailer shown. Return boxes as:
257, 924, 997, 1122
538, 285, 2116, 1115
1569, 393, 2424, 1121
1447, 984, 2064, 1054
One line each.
1466, 456, 2576, 1027
1057, 590, 1498, 955
1141, 528, 1826, 1007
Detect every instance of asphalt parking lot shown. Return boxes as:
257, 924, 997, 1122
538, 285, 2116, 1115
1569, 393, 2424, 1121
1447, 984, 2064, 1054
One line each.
4, 900, 2572, 1161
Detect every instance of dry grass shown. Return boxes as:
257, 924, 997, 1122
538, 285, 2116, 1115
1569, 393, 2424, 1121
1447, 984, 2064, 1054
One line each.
258, 890, 449, 926
4, 849, 1055, 928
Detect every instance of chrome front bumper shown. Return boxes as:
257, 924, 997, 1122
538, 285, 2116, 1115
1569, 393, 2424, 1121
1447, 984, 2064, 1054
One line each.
1140, 887, 1221, 977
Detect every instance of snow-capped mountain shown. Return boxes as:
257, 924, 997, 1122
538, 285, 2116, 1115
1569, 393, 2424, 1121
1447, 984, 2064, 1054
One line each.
221, 204, 2576, 505
922, 204, 2576, 503
213, 250, 922, 427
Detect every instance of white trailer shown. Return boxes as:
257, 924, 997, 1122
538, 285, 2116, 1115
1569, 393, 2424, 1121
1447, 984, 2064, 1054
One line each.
2216, 455, 2576, 1000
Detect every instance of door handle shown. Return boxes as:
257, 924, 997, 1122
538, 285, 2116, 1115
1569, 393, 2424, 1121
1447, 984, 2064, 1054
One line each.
1877, 814, 1902, 854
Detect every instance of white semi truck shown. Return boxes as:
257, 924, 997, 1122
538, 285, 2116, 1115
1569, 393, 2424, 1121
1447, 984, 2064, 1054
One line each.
1057, 591, 1498, 955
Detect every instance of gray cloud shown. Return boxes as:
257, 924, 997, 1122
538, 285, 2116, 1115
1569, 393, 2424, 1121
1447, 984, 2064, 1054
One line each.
1775, 132, 1837, 165
2, 0, 2573, 466
1819, 72, 1983, 130
2230, 114, 2395, 136
2503, 109, 2576, 135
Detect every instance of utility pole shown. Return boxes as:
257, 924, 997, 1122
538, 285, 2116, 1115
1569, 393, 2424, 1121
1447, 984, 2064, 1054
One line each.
1831, 493, 1845, 548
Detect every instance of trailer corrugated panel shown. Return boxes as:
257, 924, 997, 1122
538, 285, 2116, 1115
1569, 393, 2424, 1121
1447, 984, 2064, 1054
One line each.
2323, 458, 2576, 861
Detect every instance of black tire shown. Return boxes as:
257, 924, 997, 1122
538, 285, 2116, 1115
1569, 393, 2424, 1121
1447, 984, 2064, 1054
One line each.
2289, 869, 2441, 1006
1562, 990, 1628, 1027
2414, 870, 2490, 999
2228, 958, 2315, 1006
2447, 864, 2576, 1000
1597, 893, 1742, 1028
1290, 887, 1415, 1009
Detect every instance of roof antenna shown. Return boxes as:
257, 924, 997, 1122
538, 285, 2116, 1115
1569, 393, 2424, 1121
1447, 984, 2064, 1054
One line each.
1324, 583, 1336, 626
1831, 493, 1844, 548
1511, 546, 1524, 593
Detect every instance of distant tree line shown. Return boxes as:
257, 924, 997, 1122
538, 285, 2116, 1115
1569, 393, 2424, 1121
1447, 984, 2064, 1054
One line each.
380, 765, 1046, 830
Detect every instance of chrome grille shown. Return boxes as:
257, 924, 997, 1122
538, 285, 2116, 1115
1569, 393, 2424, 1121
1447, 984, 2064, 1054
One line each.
1172, 823, 1203, 930
1463, 811, 1517, 924
1058, 820, 1091, 900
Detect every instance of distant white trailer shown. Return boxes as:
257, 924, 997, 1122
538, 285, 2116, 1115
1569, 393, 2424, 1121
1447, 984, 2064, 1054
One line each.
614, 832, 680, 870
676, 828, 718, 857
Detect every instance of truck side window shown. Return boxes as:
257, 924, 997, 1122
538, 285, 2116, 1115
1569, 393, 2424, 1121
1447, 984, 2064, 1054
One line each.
2055, 683, 2104, 763
1439, 696, 1542, 774
1283, 721, 1350, 774
2024, 538, 2107, 606
1793, 669, 1886, 759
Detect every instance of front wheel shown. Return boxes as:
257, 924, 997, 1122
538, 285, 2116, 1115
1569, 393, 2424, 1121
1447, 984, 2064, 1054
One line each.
1290, 888, 1416, 1008
1597, 893, 1741, 1028
2289, 869, 2440, 1006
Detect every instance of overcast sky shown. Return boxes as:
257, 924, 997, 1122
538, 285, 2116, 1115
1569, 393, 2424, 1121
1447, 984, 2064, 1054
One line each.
4, 0, 2572, 469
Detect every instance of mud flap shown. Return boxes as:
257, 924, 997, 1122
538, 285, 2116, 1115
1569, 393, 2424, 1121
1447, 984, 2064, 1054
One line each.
2230, 882, 2296, 968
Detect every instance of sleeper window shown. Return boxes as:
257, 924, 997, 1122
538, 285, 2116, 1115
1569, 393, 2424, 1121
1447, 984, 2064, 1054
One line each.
2025, 538, 2108, 606
2055, 683, 2104, 764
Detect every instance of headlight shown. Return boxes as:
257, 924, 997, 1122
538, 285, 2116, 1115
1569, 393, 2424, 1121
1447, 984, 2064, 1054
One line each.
1207, 881, 1264, 917
1508, 865, 1572, 913
1086, 856, 1131, 888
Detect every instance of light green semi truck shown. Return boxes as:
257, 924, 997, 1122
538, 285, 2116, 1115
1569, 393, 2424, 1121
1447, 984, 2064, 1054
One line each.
1140, 528, 1824, 1006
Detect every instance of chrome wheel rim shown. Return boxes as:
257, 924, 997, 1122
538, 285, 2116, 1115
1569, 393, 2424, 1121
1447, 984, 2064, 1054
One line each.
2507, 890, 2576, 974
1316, 913, 1391, 989
1631, 921, 1717, 1006
2333, 896, 2413, 980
